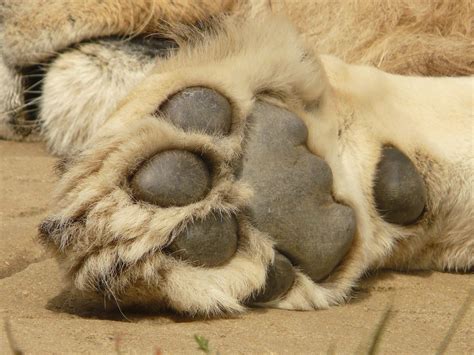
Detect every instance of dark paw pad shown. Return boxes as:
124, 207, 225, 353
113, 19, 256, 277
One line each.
373, 146, 426, 225
249, 252, 295, 303
167, 214, 238, 267
160, 87, 232, 135
241, 102, 356, 282
130, 150, 211, 207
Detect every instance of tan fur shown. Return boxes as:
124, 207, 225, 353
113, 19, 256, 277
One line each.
273, 0, 474, 76
1, 1, 472, 314
0, 0, 237, 66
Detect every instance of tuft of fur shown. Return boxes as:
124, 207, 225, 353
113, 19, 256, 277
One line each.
0, 56, 40, 140
40, 39, 163, 155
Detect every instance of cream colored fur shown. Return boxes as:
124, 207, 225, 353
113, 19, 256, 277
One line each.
40, 41, 159, 155
306, 57, 473, 284
1, 1, 472, 314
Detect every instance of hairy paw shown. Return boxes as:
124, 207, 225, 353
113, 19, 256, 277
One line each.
36, 14, 362, 315
39, 80, 357, 315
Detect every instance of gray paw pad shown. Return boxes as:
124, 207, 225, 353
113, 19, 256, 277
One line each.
167, 215, 238, 267
249, 252, 295, 303
160, 87, 232, 135
373, 146, 426, 225
241, 102, 356, 283
130, 150, 211, 207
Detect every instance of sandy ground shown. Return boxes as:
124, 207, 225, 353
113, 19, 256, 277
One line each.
0, 140, 472, 354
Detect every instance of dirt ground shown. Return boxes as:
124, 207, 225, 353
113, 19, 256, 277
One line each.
0, 140, 472, 354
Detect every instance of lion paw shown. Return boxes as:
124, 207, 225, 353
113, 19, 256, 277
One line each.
34, 12, 364, 314
39, 83, 358, 313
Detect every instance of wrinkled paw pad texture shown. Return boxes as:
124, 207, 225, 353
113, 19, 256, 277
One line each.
241, 103, 356, 283
130, 150, 211, 207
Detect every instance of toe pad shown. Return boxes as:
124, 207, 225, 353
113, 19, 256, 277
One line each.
249, 252, 295, 304
131, 150, 211, 207
160, 87, 232, 135
167, 215, 238, 267
374, 146, 426, 225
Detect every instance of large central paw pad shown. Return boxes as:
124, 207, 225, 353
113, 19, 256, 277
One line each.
241, 103, 356, 282
129, 87, 355, 292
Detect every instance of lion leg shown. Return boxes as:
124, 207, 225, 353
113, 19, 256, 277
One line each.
39, 37, 178, 155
